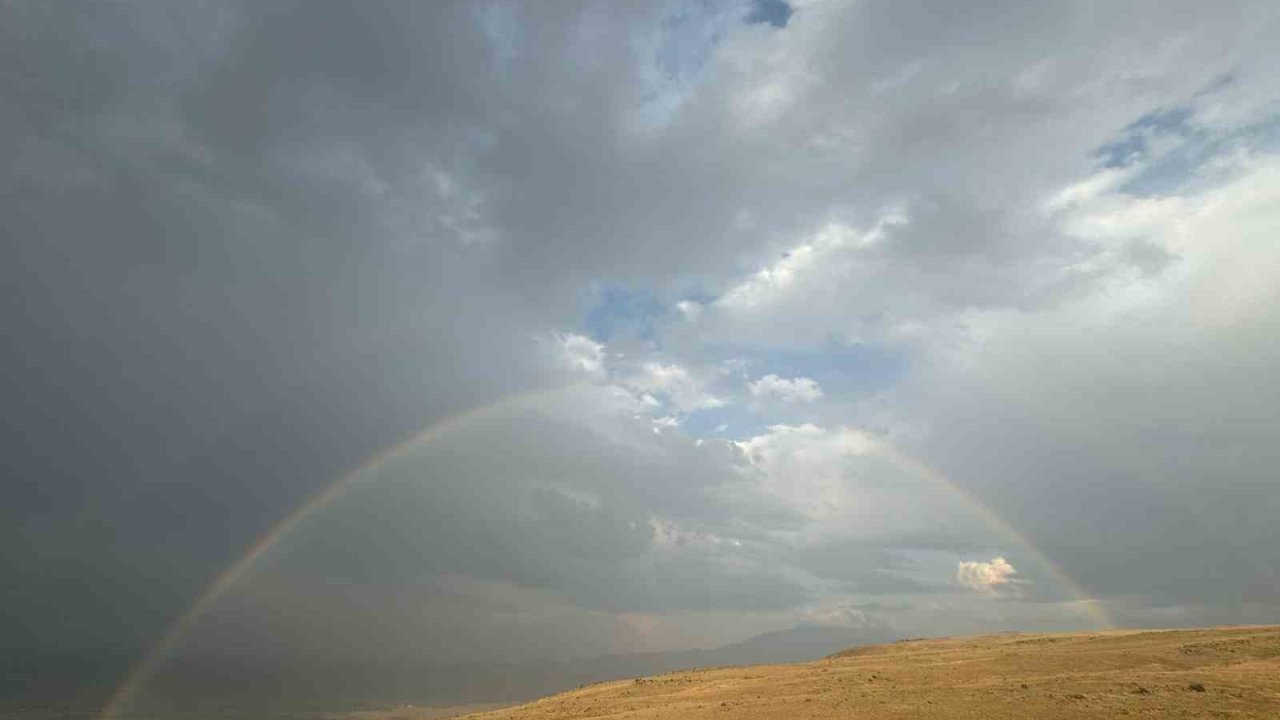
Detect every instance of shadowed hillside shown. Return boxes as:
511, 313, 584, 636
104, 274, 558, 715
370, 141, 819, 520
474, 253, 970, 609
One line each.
454, 626, 1280, 719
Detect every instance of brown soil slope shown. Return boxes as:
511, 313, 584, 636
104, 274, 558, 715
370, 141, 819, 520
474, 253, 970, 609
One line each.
459, 626, 1280, 719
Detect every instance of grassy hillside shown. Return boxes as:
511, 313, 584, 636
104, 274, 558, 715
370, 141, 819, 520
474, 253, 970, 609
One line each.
455, 626, 1280, 719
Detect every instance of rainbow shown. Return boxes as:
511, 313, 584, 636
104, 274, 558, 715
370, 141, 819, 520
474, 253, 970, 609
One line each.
99, 384, 1114, 719
97, 384, 570, 720
877, 444, 1116, 629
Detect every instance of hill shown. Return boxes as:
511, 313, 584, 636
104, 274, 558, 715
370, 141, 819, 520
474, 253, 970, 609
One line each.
454, 626, 1280, 719
321, 624, 895, 720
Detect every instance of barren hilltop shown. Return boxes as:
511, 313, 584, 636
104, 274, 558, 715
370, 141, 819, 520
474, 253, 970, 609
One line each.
454, 626, 1280, 719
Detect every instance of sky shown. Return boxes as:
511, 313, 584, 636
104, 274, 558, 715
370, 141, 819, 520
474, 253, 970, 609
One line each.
3, 0, 1280, 714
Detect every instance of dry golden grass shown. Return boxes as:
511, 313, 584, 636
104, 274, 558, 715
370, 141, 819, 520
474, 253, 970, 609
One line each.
457, 626, 1280, 719
334, 702, 512, 720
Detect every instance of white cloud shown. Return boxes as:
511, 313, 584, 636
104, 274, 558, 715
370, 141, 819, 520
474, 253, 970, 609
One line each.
674, 300, 703, 320
717, 223, 876, 314
624, 361, 724, 413
557, 332, 606, 378
1053, 159, 1280, 330
699, 214, 939, 349
651, 415, 680, 433
734, 424, 988, 546
748, 373, 824, 403
957, 557, 1018, 593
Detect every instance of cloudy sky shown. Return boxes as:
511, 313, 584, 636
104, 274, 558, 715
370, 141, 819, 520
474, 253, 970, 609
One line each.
4, 0, 1280, 713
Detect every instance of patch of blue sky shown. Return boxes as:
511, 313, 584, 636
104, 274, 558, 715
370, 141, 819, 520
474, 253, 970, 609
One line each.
1094, 107, 1194, 169
474, 1, 519, 73
634, 2, 743, 132
633, 1, 790, 132
680, 404, 768, 440
582, 285, 668, 343
727, 341, 909, 399
1094, 76, 1280, 197
1118, 115, 1280, 196
745, 0, 793, 28
655, 2, 737, 80
679, 290, 719, 307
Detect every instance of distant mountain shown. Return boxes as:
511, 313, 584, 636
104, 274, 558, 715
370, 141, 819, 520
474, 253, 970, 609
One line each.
106, 625, 899, 719
538, 623, 899, 685
703, 623, 900, 666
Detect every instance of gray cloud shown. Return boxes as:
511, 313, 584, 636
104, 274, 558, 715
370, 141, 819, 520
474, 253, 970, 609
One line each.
3, 0, 1279, 715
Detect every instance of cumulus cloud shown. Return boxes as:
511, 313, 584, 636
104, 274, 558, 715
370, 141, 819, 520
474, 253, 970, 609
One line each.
957, 557, 1018, 593
748, 373, 824, 403
557, 332, 607, 377
624, 362, 725, 413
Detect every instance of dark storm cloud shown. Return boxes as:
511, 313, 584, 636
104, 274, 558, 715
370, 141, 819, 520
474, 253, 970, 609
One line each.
0, 0, 569, 672
1, 2, 803, 691
5, 1, 1280, 716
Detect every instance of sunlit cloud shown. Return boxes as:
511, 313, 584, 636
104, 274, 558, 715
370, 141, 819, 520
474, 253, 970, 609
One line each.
957, 557, 1019, 594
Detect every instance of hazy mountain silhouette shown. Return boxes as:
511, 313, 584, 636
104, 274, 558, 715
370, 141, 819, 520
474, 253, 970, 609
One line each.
63, 624, 897, 719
